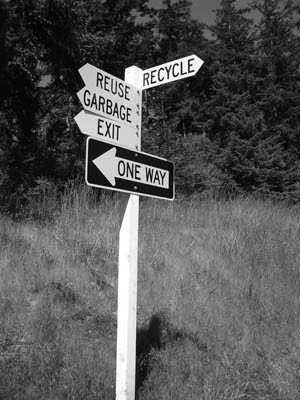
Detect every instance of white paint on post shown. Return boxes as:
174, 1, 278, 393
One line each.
116, 66, 143, 400
116, 193, 139, 400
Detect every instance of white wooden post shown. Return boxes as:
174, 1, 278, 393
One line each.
116, 66, 143, 400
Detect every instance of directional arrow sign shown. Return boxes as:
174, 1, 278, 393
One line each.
78, 63, 142, 129
74, 110, 139, 149
86, 137, 174, 200
77, 86, 141, 130
142, 54, 204, 89
79, 63, 141, 104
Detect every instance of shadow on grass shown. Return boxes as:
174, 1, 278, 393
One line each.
135, 312, 207, 397
136, 314, 163, 395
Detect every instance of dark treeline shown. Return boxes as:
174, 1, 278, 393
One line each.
0, 0, 300, 211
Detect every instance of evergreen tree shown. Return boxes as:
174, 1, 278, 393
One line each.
140, 0, 215, 194
1, 0, 299, 207
202, 0, 300, 200
203, 0, 262, 195
250, 0, 300, 157
0, 0, 156, 211
249, 0, 300, 200
205, 0, 257, 145
0, 0, 42, 210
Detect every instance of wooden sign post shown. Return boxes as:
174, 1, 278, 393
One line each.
75, 55, 203, 400
116, 66, 142, 400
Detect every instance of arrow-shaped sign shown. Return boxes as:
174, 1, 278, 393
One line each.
79, 63, 141, 104
74, 110, 139, 149
86, 137, 174, 200
142, 54, 204, 89
77, 87, 141, 129
93, 147, 169, 189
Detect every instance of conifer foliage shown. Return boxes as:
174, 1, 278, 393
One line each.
0, 0, 299, 208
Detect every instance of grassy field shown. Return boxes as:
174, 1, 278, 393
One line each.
0, 184, 300, 399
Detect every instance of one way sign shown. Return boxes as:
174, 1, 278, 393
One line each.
86, 137, 174, 200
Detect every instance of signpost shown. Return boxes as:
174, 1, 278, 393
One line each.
86, 137, 174, 200
75, 55, 203, 400
115, 66, 142, 400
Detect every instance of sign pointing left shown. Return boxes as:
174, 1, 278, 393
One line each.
86, 137, 174, 200
93, 147, 169, 189
74, 110, 139, 149
79, 63, 141, 105
77, 63, 142, 131
77, 87, 141, 130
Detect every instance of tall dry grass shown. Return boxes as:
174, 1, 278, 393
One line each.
0, 184, 299, 399
138, 197, 300, 399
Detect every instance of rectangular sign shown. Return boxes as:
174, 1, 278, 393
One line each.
74, 110, 139, 149
85, 137, 175, 200
78, 63, 142, 129
142, 54, 204, 89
